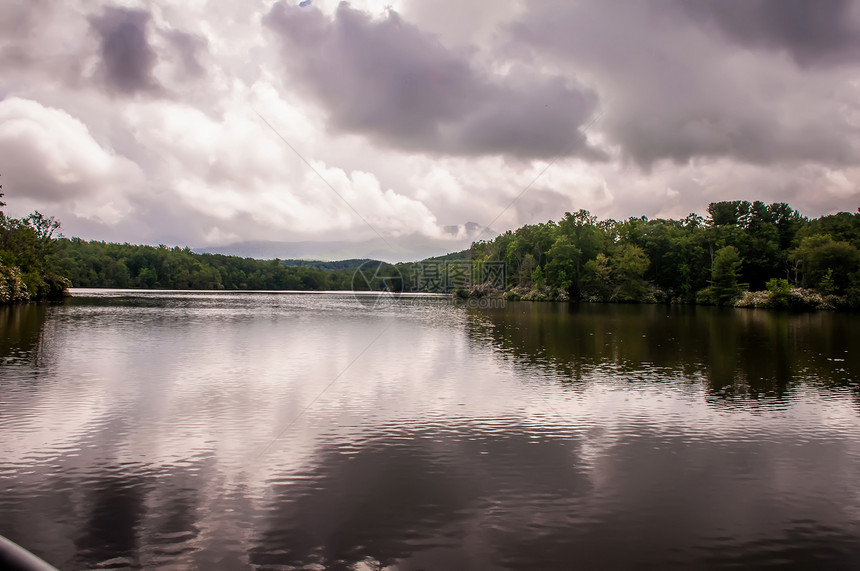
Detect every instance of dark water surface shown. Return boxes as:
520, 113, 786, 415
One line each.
1, 290, 859, 570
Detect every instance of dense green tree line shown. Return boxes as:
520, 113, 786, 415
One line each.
470, 201, 860, 306
4, 190, 859, 309
52, 239, 386, 291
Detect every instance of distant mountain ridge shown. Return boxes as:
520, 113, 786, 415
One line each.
193, 223, 493, 263
279, 258, 378, 271
277, 250, 470, 271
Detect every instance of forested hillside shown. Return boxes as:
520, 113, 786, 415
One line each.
54, 239, 390, 291
469, 201, 860, 308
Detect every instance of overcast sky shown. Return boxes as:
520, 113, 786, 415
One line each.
1, 0, 859, 260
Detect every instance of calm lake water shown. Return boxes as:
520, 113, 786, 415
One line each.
1, 290, 859, 570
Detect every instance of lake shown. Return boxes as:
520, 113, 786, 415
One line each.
1, 290, 859, 569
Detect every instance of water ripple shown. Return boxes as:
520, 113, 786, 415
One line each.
1, 294, 859, 569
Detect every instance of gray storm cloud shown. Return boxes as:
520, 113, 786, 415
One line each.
263, 1, 602, 160
0, 0, 857, 256
511, 0, 860, 169
679, 0, 860, 66
162, 29, 208, 80
90, 7, 161, 95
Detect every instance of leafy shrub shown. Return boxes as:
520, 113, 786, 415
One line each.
766, 278, 791, 308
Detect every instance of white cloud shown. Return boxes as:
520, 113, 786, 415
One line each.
0, 97, 142, 224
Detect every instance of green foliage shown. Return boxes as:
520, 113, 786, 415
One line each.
582, 253, 611, 301
53, 239, 359, 291
819, 269, 836, 294
0, 193, 68, 302
701, 246, 746, 306
0, 264, 29, 303
799, 211, 860, 245
765, 278, 791, 308
790, 234, 859, 294
611, 244, 650, 302
704, 200, 806, 290
846, 286, 860, 310
531, 265, 545, 289
545, 234, 578, 292
471, 201, 849, 306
